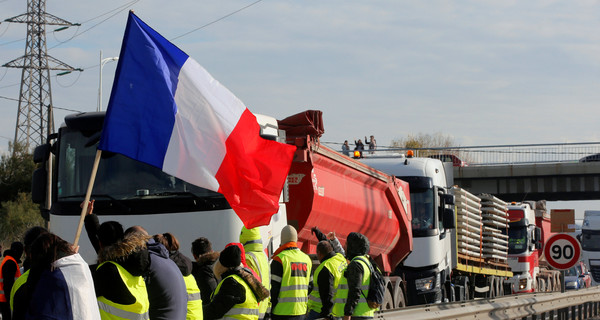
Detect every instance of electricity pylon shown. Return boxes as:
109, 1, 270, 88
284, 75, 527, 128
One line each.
2, 0, 81, 150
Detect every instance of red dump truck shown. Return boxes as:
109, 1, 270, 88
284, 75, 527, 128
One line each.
32, 110, 413, 308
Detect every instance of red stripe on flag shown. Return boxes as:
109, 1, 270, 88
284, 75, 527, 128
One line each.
216, 108, 296, 228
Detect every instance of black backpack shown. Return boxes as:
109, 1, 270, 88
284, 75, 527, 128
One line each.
356, 256, 385, 309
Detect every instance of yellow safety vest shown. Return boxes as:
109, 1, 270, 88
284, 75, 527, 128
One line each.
0, 256, 21, 302
96, 261, 150, 320
272, 248, 312, 316
308, 253, 347, 314
213, 274, 259, 320
246, 251, 270, 319
9, 269, 29, 311
332, 256, 376, 318
184, 274, 203, 320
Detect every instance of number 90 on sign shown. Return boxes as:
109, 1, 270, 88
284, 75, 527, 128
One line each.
544, 234, 581, 270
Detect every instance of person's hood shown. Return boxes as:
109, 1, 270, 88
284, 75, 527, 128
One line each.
146, 238, 169, 258
169, 250, 193, 276
97, 233, 150, 276
346, 232, 369, 260
197, 251, 220, 266
240, 227, 263, 252
221, 267, 270, 302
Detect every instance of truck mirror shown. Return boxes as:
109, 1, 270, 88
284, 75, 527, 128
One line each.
440, 193, 455, 206
33, 143, 51, 164
534, 227, 541, 242
31, 167, 47, 205
443, 208, 455, 229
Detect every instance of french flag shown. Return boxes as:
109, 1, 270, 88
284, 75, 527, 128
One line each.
98, 12, 296, 228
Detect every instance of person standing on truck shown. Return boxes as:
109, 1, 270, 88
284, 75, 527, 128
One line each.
154, 233, 202, 319
191, 237, 219, 304
365, 135, 376, 154
342, 141, 350, 156
306, 240, 348, 320
332, 232, 377, 320
203, 244, 269, 320
0, 241, 23, 320
270, 225, 312, 320
240, 226, 271, 320
354, 139, 365, 151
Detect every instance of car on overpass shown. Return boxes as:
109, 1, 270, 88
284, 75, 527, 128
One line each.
579, 153, 600, 162
428, 154, 468, 167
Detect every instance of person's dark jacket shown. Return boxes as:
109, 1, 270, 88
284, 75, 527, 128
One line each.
84, 213, 101, 254
203, 266, 269, 320
146, 239, 188, 320
169, 250, 193, 277
343, 232, 370, 316
315, 251, 338, 318
93, 233, 150, 305
192, 251, 219, 303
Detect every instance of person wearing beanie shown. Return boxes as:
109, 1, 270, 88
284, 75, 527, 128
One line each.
0, 241, 23, 320
240, 226, 271, 320
191, 237, 219, 304
332, 232, 378, 319
270, 225, 312, 320
306, 240, 347, 320
204, 244, 269, 320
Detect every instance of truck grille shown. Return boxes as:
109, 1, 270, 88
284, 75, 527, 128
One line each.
590, 266, 600, 283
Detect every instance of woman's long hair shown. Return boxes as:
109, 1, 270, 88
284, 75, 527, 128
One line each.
13, 233, 75, 319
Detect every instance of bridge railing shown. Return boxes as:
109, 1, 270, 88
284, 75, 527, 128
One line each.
330, 142, 600, 166
377, 286, 600, 320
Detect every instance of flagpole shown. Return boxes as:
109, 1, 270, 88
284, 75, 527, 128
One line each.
73, 149, 102, 247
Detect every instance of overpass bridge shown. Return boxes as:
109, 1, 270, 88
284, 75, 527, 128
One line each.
326, 142, 600, 202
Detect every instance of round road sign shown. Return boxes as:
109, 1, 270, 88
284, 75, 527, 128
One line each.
543, 233, 581, 270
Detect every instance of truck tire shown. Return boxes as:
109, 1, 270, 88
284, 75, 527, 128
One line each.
382, 285, 394, 310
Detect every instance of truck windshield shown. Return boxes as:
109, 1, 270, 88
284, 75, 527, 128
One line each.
581, 230, 600, 251
410, 188, 435, 235
57, 129, 222, 201
507, 226, 528, 254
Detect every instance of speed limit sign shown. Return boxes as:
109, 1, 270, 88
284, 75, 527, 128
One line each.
543, 233, 581, 270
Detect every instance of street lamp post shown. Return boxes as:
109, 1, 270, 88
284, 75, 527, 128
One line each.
98, 50, 119, 112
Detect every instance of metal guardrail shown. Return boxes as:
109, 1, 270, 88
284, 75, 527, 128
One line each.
377, 286, 600, 320
326, 142, 600, 166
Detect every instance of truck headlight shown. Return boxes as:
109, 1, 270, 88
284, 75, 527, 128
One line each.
566, 281, 578, 288
519, 278, 528, 290
415, 274, 440, 292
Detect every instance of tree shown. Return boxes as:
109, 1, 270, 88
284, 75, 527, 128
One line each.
0, 193, 43, 249
0, 142, 36, 203
0, 142, 43, 250
391, 132, 456, 149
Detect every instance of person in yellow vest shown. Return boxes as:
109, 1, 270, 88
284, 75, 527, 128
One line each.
154, 232, 203, 320
270, 225, 312, 320
239, 226, 270, 320
204, 244, 269, 320
10, 226, 48, 316
92, 221, 151, 320
306, 241, 347, 320
332, 232, 377, 320
0, 241, 23, 320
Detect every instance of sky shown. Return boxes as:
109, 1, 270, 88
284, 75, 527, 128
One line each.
1, 1, 600, 214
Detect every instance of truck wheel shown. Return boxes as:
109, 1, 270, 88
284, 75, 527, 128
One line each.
382, 286, 394, 310
393, 284, 406, 308
488, 276, 496, 299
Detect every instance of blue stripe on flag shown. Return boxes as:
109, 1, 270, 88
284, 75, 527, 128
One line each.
99, 12, 189, 169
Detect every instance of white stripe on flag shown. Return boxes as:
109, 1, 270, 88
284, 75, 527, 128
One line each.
164, 58, 246, 191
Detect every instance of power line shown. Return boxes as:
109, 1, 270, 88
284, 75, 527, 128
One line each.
171, 0, 263, 41
0, 95, 83, 113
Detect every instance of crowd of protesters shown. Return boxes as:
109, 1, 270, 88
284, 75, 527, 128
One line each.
0, 203, 380, 320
